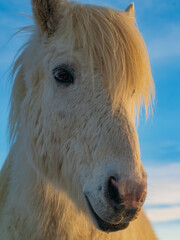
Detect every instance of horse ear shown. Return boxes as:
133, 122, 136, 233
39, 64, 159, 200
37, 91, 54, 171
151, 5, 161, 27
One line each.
125, 3, 135, 17
32, 0, 67, 35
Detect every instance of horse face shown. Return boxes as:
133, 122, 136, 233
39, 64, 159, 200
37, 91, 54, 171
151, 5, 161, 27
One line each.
22, 47, 147, 232
22, 0, 149, 233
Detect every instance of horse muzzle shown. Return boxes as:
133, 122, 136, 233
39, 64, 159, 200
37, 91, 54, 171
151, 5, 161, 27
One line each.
84, 176, 147, 232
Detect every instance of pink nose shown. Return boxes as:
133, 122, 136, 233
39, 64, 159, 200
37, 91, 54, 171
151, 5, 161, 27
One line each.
109, 177, 147, 209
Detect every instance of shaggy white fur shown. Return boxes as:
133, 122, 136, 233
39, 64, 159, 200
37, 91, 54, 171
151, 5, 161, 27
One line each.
0, 1, 157, 239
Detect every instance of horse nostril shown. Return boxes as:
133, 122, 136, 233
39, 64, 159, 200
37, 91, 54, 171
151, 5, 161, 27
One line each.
106, 176, 147, 212
107, 177, 124, 206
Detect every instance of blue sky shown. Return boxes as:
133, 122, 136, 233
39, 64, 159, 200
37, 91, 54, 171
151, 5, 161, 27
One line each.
0, 0, 180, 239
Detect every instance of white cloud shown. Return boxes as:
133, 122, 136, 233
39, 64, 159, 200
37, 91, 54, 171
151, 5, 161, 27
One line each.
145, 162, 180, 206
146, 206, 180, 223
144, 162, 180, 223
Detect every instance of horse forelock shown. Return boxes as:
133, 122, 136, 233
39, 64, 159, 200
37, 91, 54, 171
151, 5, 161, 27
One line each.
59, 3, 154, 116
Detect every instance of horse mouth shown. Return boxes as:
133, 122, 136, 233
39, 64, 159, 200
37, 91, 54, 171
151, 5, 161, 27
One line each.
85, 195, 129, 233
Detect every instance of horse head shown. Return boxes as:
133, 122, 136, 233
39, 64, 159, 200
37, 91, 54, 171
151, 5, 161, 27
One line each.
10, 0, 154, 233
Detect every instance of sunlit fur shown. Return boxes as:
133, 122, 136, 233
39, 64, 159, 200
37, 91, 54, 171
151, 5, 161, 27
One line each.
0, 1, 157, 239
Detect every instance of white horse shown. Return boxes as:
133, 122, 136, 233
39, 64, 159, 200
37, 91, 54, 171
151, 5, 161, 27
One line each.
0, 0, 157, 239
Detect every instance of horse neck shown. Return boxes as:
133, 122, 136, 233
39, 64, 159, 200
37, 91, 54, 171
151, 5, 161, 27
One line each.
0, 138, 95, 239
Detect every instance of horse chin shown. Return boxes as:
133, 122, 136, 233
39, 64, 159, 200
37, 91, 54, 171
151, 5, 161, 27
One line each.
85, 195, 129, 233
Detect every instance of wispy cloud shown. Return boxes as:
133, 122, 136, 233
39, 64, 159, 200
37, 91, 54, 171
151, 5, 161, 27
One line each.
146, 206, 180, 222
145, 162, 180, 223
146, 162, 180, 205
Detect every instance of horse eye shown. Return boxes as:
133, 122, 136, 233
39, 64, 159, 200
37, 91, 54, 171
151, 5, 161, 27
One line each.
53, 65, 74, 87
